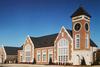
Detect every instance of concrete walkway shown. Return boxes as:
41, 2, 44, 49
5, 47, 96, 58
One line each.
0, 64, 100, 67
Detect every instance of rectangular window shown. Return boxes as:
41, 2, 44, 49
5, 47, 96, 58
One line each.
85, 34, 89, 48
37, 54, 40, 61
59, 56, 60, 62
66, 56, 68, 61
43, 54, 46, 62
75, 34, 80, 49
48, 54, 53, 62
37, 50, 41, 62
21, 56, 23, 62
61, 56, 62, 62
26, 57, 31, 62
25, 51, 31, 62
26, 51, 30, 56
49, 54, 52, 60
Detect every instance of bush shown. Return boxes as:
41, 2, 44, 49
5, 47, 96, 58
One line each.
81, 57, 86, 65
49, 58, 53, 65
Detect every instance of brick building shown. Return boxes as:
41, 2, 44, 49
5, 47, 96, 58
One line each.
18, 7, 98, 65
0, 46, 19, 63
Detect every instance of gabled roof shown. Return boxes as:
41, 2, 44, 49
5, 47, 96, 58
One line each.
66, 29, 73, 38
29, 28, 97, 48
71, 6, 91, 18
4, 46, 19, 55
30, 33, 58, 48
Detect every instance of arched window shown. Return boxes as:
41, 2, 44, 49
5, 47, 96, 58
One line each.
25, 44, 31, 51
25, 44, 31, 62
57, 38, 69, 64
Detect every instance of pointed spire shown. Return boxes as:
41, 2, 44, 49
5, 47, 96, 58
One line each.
71, 6, 91, 18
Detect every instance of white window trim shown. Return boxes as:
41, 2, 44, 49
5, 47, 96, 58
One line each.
85, 34, 89, 48
84, 22, 90, 32
73, 22, 82, 32
25, 44, 31, 51
48, 53, 53, 62
37, 50, 41, 62
48, 49, 53, 62
20, 50, 23, 62
20, 56, 23, 62
75, 34, 80, 49
24, 44, 31, 62
42, 50, 46, 62
26, 56, 31, 62
57, 38, 69, 63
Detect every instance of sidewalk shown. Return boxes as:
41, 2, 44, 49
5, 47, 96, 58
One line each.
0, 64, 100, 67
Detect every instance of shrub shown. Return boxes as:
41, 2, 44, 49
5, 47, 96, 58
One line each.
49, 58, 52, 65
33, 58, 36, 64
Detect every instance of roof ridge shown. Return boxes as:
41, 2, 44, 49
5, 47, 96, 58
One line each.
30, 33, 58, 38
65, 28, 72, 31
4, 46, 19, 48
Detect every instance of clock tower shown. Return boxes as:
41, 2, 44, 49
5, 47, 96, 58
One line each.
71, 7, 91, 50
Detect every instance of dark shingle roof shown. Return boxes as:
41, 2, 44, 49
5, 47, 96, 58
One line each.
90, 39, 98, 47
71, 6, 91, 18
18, 45, 23, 50
29, 29, 97, 48
4, 46, 19, 55
66, 29, 73, 37
30, 33, 58, 48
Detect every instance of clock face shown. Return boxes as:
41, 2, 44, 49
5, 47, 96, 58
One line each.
85, 23, 89, 31
74, 23, 81, 31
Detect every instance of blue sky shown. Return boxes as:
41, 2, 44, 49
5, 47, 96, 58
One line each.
0, 0, 100, 47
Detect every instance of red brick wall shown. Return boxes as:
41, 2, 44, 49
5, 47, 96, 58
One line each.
18, 50, 21, 63
34, 47, 54, 64
73, 19, 90, 50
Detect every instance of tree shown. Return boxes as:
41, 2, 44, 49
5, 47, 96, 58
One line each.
81, 57, 86, 65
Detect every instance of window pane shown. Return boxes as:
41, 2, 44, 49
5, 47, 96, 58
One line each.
43, 54, 46, 61
75, 34, 80, 49
85, 34, 88, 48
38, 54, 40, 61
26, 52, 30, 56
26, 57, 31, 62
49, 54, 52, 59
58, 38, 69, 63
59, 56, 60, 62
77, 35, 79, 38
21, 56, 23, 62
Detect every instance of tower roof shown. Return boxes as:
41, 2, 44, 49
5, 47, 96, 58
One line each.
71, 6, 91, 18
